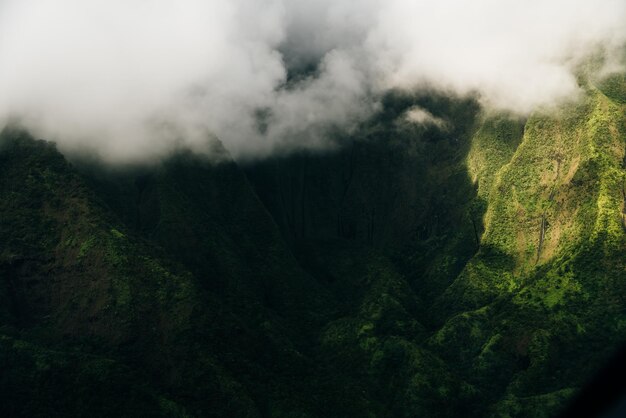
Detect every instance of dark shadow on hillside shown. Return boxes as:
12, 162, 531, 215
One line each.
243, 89, 485, 320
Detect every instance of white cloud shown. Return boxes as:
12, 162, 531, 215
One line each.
0, 0, 624, 162
404, 107, 449, 130
368, 0, 626, 112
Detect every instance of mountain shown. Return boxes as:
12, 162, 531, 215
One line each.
0, 71, 624, 417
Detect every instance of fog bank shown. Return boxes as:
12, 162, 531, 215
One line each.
0, 0, 624, 162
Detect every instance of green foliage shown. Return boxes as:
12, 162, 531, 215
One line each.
488, 388, 577, 418
0, 73, 624, 417
596, 72, 626, 104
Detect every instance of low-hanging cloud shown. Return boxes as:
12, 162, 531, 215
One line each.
0, 0, 624, 162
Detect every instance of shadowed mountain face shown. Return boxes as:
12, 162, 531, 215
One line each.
0, 75, 625, 417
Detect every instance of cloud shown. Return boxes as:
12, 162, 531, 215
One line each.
368, 0, 626, 112
0, 0, 288, 161
0, 0, 624, 162
404, 107, 450, 131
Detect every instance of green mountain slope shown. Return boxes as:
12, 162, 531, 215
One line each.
431, 77, 626, 416
244, 78, 626, 416
0, 72, 624, 417
0, 131, 356, 417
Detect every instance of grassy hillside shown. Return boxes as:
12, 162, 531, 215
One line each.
431, 75, 626, 416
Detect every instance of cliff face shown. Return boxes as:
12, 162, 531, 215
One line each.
244, 75, 626, 416
0, 72, 624, 417
430, 76, 626, 416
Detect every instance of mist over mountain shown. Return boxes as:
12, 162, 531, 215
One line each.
0, 0, 624, 161
1, 2, 626, 418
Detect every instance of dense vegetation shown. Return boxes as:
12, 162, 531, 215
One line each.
0, 71, 624, 417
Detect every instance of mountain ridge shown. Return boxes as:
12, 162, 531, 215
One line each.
0, 72, 625, 417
